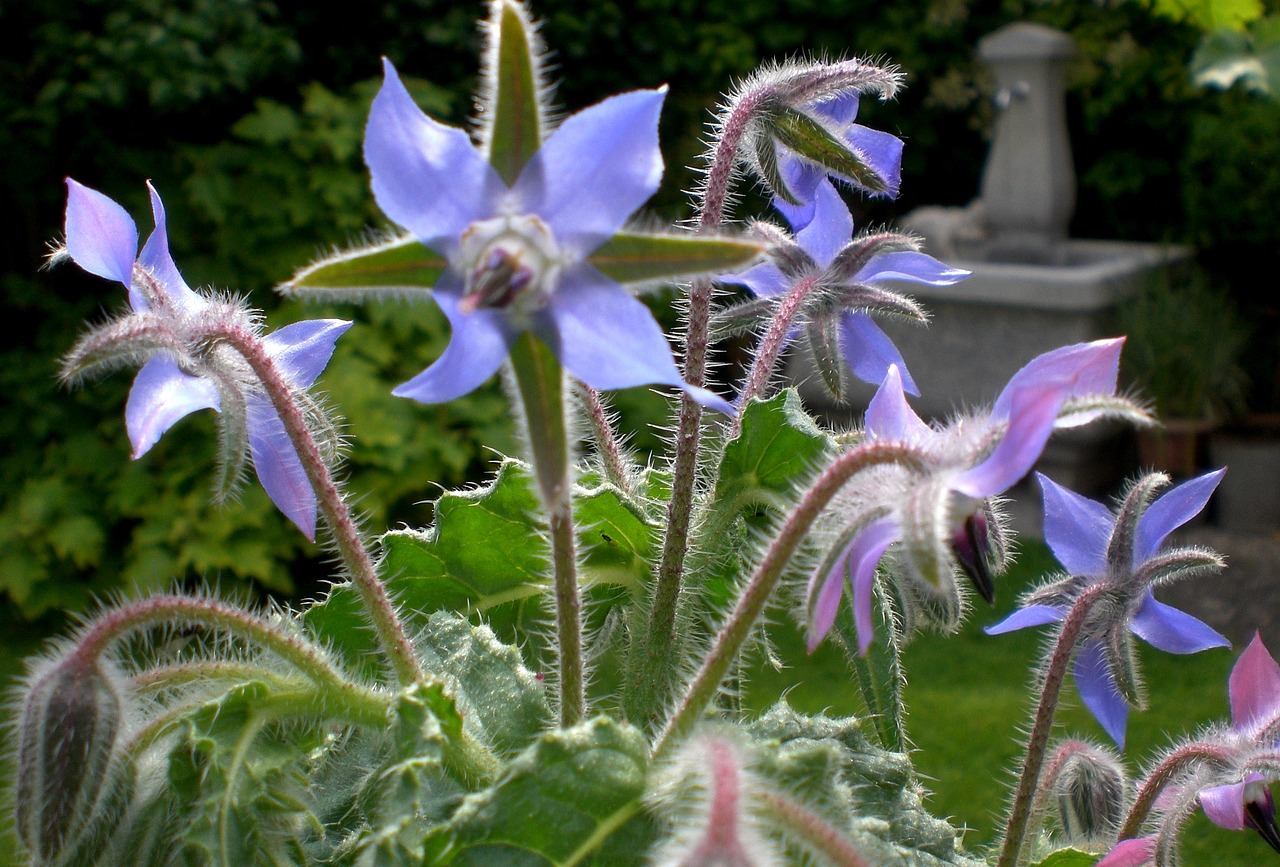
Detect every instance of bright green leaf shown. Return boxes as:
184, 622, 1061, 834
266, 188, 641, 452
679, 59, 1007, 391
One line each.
1029, 849, 1098, 867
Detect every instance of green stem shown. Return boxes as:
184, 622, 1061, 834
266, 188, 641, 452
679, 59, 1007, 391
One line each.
653, 442, 919, 756
997, 584, 1110, 867
509, 333, 585, 727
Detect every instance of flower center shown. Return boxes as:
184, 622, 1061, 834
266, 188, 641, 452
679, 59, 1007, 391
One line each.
457, 214, 563, 315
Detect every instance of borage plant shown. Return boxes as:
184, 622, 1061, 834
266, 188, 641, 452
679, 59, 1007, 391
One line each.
12, 3, 1266, 866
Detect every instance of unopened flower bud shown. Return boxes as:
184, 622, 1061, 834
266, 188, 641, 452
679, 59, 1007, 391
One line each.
15, 651, 127, 863
1053, 742, 1127, 845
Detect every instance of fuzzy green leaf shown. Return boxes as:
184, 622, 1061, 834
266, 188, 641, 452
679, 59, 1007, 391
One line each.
772, 106, 891, 195
420, 717, 654, 865
1028, 850, 1097, 867
487, 0, 543, 184
587, 231, 764, 287
285, 234, 447, 295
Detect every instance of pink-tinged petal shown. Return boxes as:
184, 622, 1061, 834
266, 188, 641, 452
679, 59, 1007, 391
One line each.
512, 88, 666, 256
246, 395, 316, 540
262, 319, 353, 389
807, 550, 851, 652
720, 260, 786, 298
64, 178, 138, 289
842, 124, 903, 198
854, 251, 970, 286
535, 265, 688, 395
365, 59, 503, 255
1201, 779, 1255, 831
793, 178, 852, 265
984, 603, 1066, 635
137, 181, 201, 312
952, 383, 1064, 498
865, 363, 931, 441
818, 516, 902, 655
992, 338, 1124, 423
392, 280, 516, 403
1131, 593, 1229, 654
1135, 468, 1226, 562
125, 356, 220, 459
1096, 837, 1156, 867
1037, 473, 1112, 576
1074, 640, 1130, 748
840, 311, 919, 395
1230, 633, 1280, 736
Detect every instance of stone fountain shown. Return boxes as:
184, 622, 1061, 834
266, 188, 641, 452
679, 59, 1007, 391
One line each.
800, 21, 1188, 495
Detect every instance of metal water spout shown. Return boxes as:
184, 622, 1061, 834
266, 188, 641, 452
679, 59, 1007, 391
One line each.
977, 23, 1076, 260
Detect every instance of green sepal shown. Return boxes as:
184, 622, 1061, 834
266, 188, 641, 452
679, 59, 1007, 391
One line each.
772, 106, 892, 195
419, 717, 654, 866
285, 234, 446, 296
587, 231, 764, 287
487, 0, 543, 183
753, 131, 802, 205
833, 579, 908, 753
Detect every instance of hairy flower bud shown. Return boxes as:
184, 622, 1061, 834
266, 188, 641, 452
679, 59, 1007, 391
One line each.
15, 651, 128, 863
1051, 742, 1127, 845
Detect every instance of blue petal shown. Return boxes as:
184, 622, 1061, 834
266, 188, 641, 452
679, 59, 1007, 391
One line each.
864, 363, 931, 442
1073, 640, 1130, 748
814, 92, 861, 124
262, 319, 353, 389
842, 124, 903, 198
792, 178, 851, 265
512, 88, 666, 256
365, 59, 503, 255
953, 383, 1064, 498
992, 338, 1124, 424
1037, 473, 1112, 576
720, 260, 787, 298
393, 277, 516, 403
806, 516, 898, 654
64, 178, 138, 289
126, 356, 220, 458
1131, 593, 1229, 654
1135, 468, 1226, 562
773, 159, 825, 230
246, 395, 317, 540
854, 250, 970, 286
138, 182, 202, 312
984, 603, 1066, 635
839, 311, 919, 395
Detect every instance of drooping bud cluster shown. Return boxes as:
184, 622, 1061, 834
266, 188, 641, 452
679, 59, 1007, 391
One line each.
1045, 741, 1128, 846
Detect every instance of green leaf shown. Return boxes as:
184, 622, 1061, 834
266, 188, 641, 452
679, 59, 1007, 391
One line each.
1153, 0, 1263, 30
1028, 850, 1097, 867
487, 0, 544, 184
772, 106, 891, 195
420, 717, 654, 866
587, 231, 764, 287
284, 234, 447, 296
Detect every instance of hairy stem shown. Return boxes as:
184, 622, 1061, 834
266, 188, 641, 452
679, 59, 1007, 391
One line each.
733, 273, 821, 431
575, 382, 634, 496
1118, 742, 1233, 840
509, 333, 585, 727
759, 791, 873, 867
654, 442, 919, 755
997, 584, 1110, 867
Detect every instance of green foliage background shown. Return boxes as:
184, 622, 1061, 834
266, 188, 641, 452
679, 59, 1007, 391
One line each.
2, 0, 1274, 619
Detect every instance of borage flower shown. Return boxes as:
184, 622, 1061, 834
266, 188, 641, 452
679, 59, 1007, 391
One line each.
715, 178, 967, 399
61, 180, 349, 540
363, 59, 730, 413
807, 338, 1136, 653
986, 471, 1230, 747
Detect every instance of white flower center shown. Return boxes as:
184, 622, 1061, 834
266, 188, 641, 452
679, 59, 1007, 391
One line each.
457, 214, 563, 316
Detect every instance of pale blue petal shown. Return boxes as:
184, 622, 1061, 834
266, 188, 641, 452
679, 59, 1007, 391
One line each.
953, 383, 1064, 498
855, 251, 970, 286
365, 59, 503, 255
392, 279, 515, 403
1074, 640, 1130, 748
1037, 473, 1112, 576
126, 356, 220, 458
773, 159, 825, 230
246, 395, 316, 540
1200, 779, 1255, 831
262, 319, 353, 388
865, 363, 931, 442
1230, 633, 1280, 736
814, 92, 860, 124
984, 603, 1066, 635
1131, 593, 1229, 654
808, 517, 898, 652
64, 178, 138, 289
842, 124, 903, 198
992, 338, 1124, 423
792, 178, 851, 265
138, 181, 202, 312
839, 311, 919, 395
513, 88, 666, 256
720, 260, 786, 298
1135, 468, 1226, 561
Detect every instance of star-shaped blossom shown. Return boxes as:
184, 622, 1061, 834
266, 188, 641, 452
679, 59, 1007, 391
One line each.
986, 470, 1230, 747
364, 59, 730, 413
63, 180, 350, 540
807, 338, 1131, 653
719, 178, 967, 398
